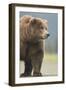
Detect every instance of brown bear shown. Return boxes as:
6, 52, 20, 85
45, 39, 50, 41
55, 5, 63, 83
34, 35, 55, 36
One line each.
20, 15, 50, 77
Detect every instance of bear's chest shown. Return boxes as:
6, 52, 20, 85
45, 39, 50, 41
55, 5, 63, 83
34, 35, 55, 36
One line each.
27, 42, 44, 58
20, 42, 44, 60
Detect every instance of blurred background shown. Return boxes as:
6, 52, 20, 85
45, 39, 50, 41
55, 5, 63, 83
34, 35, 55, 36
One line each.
20, 11, 58, 76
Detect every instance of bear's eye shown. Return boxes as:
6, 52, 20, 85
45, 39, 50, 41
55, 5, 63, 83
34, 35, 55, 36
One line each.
40, 26, 44, 29
45, 27, 47, 30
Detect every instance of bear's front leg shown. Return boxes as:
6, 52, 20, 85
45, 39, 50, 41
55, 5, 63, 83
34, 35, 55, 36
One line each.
20, 59, 32, 77
31, 50, 44, 76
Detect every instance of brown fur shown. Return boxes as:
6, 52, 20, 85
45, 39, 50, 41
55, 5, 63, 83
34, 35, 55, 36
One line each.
20, 15, 49, 76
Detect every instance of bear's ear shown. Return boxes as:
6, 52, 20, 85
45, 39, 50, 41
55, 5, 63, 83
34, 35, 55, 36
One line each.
44, 19, 48, 24
30, 18, 37, 26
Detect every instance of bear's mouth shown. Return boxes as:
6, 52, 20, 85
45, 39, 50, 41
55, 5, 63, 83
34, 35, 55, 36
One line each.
40, 34, 50, 40
30, 35, 49, 43
40, 37, 45, 39
40, 36, 49, 40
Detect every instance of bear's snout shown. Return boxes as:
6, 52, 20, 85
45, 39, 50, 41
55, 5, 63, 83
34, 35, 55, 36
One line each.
47, 33, 50, 37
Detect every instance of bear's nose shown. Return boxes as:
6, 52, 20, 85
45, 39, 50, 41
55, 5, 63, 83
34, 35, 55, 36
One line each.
47, 33, 50, 37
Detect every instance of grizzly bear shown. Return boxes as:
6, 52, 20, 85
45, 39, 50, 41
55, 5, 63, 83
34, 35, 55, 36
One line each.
20, 15, 50, 77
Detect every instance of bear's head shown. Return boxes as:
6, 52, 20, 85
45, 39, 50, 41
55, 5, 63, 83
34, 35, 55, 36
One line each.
29, 17, 50, 42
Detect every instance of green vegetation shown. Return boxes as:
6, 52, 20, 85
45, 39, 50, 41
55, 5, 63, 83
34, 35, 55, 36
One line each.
44, 53, 58, 62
